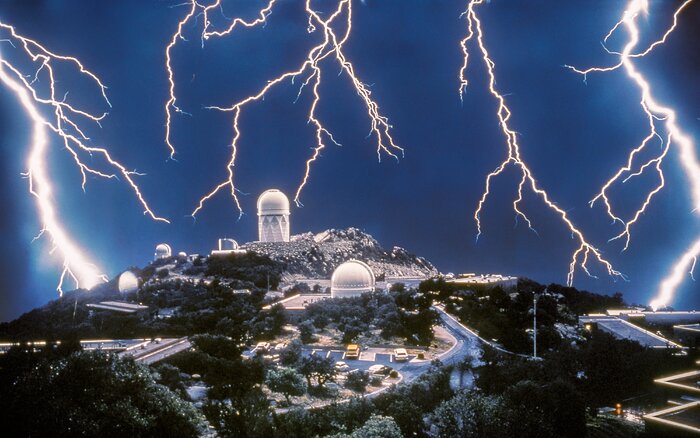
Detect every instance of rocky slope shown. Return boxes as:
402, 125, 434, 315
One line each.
243, 227, 437, 279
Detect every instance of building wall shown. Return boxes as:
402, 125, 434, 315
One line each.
258, 214, 290, 242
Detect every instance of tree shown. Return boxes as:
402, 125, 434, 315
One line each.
191, 334, 242, 360
298, 354, 336, 388
502, 379, 586, 438
426, 390, 505, 438
266, 367, 307, 404
389, 283, 406, 293
341, 318, 363, 344
4, 351, 204, 436
280, 339, 303, 366
400, 307, 438, 346
345, 370, 370, 393
299, 320, 316, 344
154, 363, 188, 399
329, 415, 403, 438
455, 359, 472, 388
253, 304, 287, 339
203, 388, 272, 438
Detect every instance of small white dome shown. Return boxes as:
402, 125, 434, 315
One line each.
331, 260, 375, 298
257, 189, 290, 216
154, 243, 172, 260
118, 271, 139, 293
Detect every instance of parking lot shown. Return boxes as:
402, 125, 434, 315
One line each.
245, 344, 417, 375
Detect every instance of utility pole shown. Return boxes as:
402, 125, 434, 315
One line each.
533, 292, 540, 359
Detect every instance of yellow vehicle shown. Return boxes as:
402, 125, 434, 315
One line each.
345, 344, 360, 359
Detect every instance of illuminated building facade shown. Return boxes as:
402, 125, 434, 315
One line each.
257, 189, 290, 243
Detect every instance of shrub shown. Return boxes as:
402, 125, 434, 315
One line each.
370, 376, 383, 387
345, 370, 370, 393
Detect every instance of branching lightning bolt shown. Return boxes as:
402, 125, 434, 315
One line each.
0, 22, 167, 294
566, 0, 697, 310
459, 0, 625, 286
164, 0, 402, 218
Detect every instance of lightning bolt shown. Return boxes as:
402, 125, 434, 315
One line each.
0, 22, 167, 294
459, 0, 625, 286
164, 0, 402, 218
164, 0, 279, 160
566, 0, 697, 310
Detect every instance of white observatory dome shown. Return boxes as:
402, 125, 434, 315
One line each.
154, 243, 172, 260
118, 271, 139, 294
331, 260, 376, 298
257, 189, 290, 216
257, 189, 291, 242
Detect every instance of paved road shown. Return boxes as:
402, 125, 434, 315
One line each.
119, 337, 191, 364
289, 306, 487, 388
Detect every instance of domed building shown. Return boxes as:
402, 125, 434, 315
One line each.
218, 238, 239, 251
118, 271, 139, 293
331, 260, 376, 298
257, 189, 290, 243
211, 237, 246, 256
154, 243, 172, 260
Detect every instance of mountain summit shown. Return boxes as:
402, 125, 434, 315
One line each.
243, 227, 437, 280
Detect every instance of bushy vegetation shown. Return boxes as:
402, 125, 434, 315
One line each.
0, 350, 204, 437
345, 370, 370, 393
303, 288, 438, 346
476, 330, 693, 409
270, 362, 453, 437
206, 252, 284, 289
422, 277, 626, 354
266, 367, 307, 404
0, 276, 285, 342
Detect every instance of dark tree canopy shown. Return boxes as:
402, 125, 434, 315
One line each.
3, 351, 204, 437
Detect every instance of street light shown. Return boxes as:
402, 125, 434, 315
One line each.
533, 292, 541, 359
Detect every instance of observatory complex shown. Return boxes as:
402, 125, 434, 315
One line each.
271, 260, 377, 320
257, 189, 290, 243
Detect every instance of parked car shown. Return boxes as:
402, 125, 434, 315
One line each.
393, 348, 408, 362
335, 361, 350, 371
345, 344, 361, 359
368, 364, 393, 376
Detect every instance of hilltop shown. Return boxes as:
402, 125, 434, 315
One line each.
244, 227, 437, 280
0, 227, 437, 339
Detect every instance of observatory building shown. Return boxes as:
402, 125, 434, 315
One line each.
118, 271, 139, 294
218, 238, 239, 251
331, 260, 376, 298
257, 189, 290, 243
154, 243, 172, 260
211, 238, 246, 256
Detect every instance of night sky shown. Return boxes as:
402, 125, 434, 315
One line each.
0, 0, 699, 322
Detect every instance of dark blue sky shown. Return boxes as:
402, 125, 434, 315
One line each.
0, 0, 699, 321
